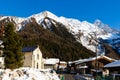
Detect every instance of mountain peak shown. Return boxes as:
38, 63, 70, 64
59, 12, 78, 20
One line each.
29, 11, 59, 24
94, 19, 103, 26
31, 11, 58, 19
41, 11, 55, 17
94, 19, 118, 33
94, 19, 102, 23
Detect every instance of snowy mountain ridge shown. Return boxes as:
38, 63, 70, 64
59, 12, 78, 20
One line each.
0, 11, 120, 54
0, 11, 118, 35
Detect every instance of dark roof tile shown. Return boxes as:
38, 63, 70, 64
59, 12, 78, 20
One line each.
22, 46, 37, 52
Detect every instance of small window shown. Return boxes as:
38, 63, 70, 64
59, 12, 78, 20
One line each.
37, 54, 39, 60
37, 63, 39, 69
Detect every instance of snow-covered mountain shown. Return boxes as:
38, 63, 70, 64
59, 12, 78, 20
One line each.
94, 19, 120, 34
0, 11, 120, 56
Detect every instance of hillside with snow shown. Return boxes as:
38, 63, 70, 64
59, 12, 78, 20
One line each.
0, 11, 120, 59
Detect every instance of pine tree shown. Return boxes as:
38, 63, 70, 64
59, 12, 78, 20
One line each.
3, 23, 23, 69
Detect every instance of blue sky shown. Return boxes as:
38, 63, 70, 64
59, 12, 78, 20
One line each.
0, 0, 120, 30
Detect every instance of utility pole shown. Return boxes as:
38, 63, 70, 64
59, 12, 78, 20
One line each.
94, 32, 99, 70
95, 42, 98, 70
88, 32, 99, 70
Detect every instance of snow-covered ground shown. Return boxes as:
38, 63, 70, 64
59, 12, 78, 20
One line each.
0, 67, 60, 80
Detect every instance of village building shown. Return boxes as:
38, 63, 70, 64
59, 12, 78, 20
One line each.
0, 57, 4, 68
0, 41, 4, 69
22, 46, 44, 69
44, 58, 67, 71
44, 58, 59, 70
104, 60, 120, 74
69, 56, 115, 74
58, 61, 67, 70
104, 60, 120, 79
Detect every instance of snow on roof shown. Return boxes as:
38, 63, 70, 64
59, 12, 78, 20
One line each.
78, 66, 88, 69
71, 56, 115, 65
104, 60, 120, 68
44, 58, 59, 65
60, 61, 67, 64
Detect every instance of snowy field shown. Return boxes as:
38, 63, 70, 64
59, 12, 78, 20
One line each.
0, 67, 60, 80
